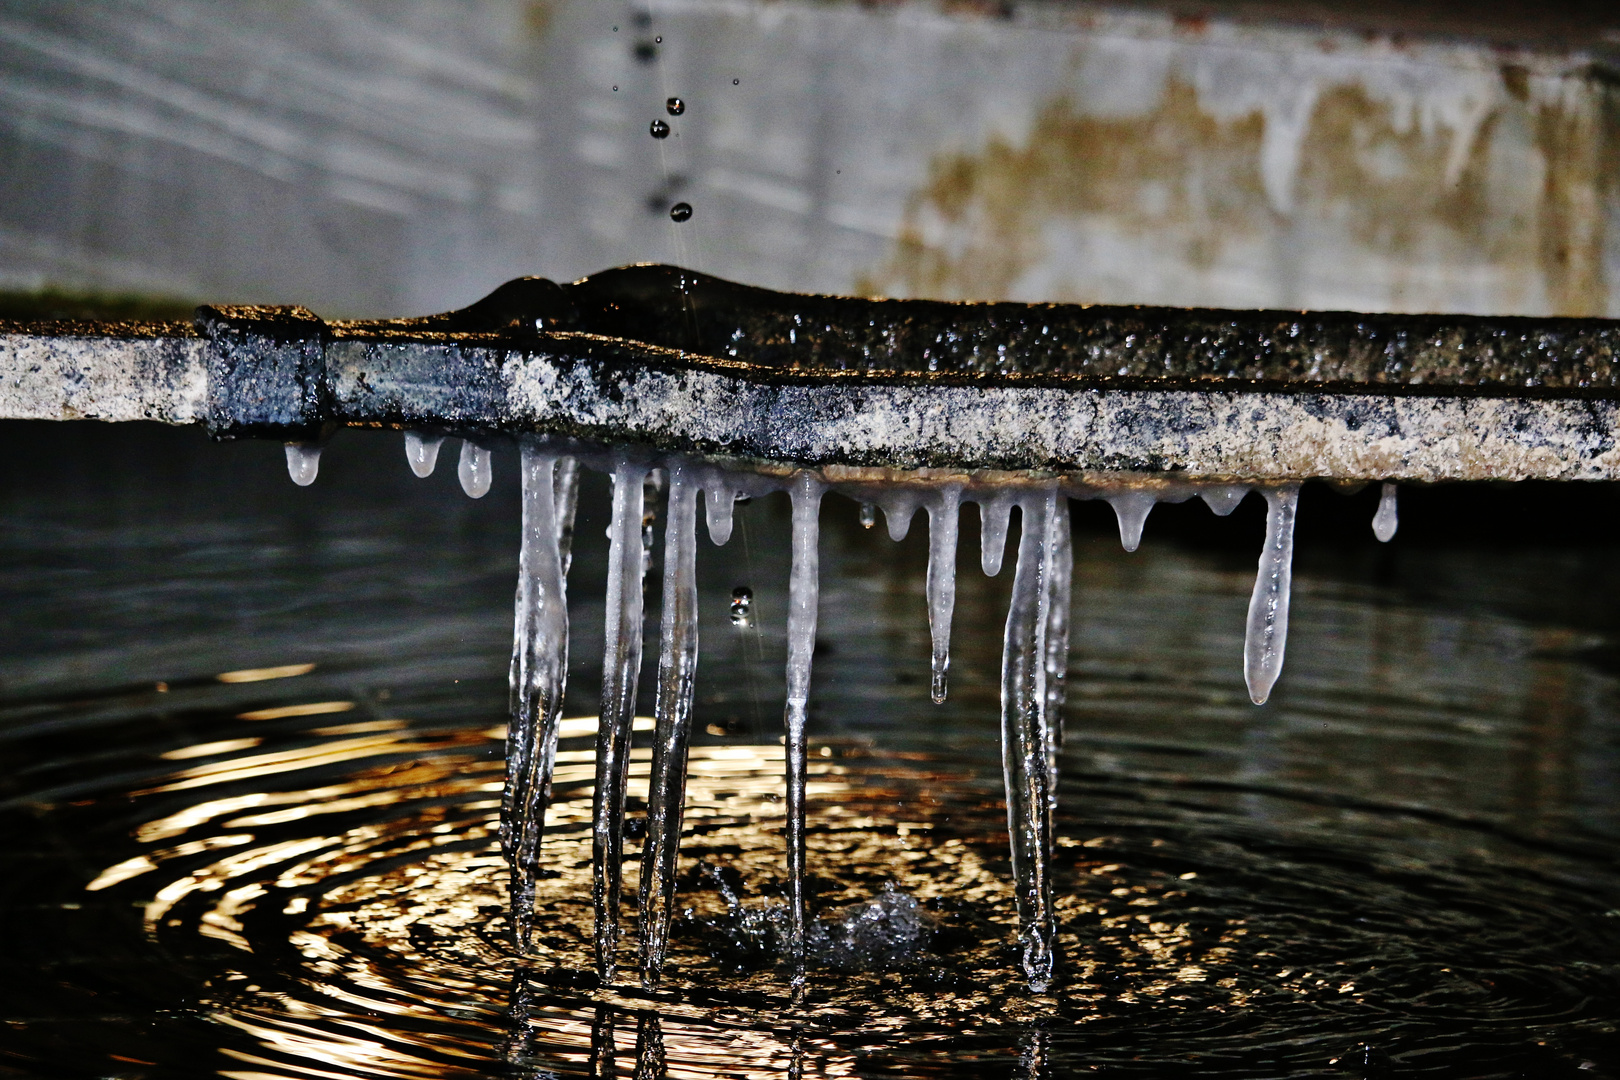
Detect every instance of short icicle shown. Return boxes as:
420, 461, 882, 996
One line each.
284, 443, 321, 486
460, 439, 493, 498
1107, 490, 1155, 552
1002, 495, 1057, 992
592, 460, 648, 982
1200, 485, 1249, 517
501, 446, 571, 952
1373, 482, 1398, 542
881, 492, 920, 542
926, 486, 962, 703
404, 431, 444, 478
980, 495, 1014, 576
784, 471, 825, 994
1041, 489, 1072, 816
1244, 485, 1301, 706
637, 467, 701, 988
704, 483, 736, 546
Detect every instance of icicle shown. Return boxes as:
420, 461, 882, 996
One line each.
459, 439, 493, 498
554, 457, 581, 576
637, 468, 701, 988
1200, 485, 1248, 517
404, 431, 443, 478
980, 495, 1014, 575
1107, 490, 1155, 552
1041, 490, 1072, 817
858, 502, 877, 529
705, 484, 735, 546
783, 471, 825, 994
1001, 496, 1056, 993
1244, 485, 1300, 706
592, 461, 648, 982
926, 486, 962, 704
881, 493, 920, 542
1373, 482, 1398, 542
501, 446, 571, 952
284, 443, 320, 486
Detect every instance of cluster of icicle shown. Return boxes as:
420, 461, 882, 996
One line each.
288, 435, 1400, 993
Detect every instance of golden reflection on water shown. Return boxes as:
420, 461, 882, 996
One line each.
74, 684, 1618, 1080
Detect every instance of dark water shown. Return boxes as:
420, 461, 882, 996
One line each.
2, 421, 1619, 1078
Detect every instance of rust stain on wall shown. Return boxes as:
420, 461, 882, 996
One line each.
861, 75, 1616, 316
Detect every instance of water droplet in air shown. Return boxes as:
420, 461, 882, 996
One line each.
669, 202, 692, 222
859, 503, 877, 529
654, 35, 662, 43
650, 119, 670, 139
612, 85, 618, 91
732, 78, 740, 85
730, 586, 753, 626
666, 97, 685, 115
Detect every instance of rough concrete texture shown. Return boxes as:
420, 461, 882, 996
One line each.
0, 321, 206, 424
0, 1, 1616, 320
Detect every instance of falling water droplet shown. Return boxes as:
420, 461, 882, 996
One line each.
669, 202, 692, 222
458, 440, 492, 499
858, 503, 877, 529
654, 34, 662, 42
404, 431, 443, 478
649, 119, 670, 139
729, 586, 753, 627
732, 78, 740, 85
1373, 482, 1398, 542
666, 97, 684, 115
284, 443, 321, 486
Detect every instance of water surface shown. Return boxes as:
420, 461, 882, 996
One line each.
1, 422, 1618, 1078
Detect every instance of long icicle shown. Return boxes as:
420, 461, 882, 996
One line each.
926, 486, 962, 703
1041, 489, 1072, 819
593, 460, 648, 982
501, 446, 571, 952
784, 471, 825, 995
1244, 485, 1301, 706
1002, 495, 1056, 992
637, 467, 701, 988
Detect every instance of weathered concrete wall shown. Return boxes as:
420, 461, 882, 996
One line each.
0, 1, 1616, 318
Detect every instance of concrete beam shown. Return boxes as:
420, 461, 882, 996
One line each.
3, 265, 1619, 482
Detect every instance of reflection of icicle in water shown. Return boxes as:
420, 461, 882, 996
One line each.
633, 1013, 665, 1080
1107, 490, 1155, 551
783, 471, 824, 993
1002, 495, 1056, 993
593, 460, 647, 981
980, 494, 1013, 575
1373, 482, 1398, 542
502, 447, 571, 951
927, 486, 962, 703
588, 1006, 617, 1080
638, 468, 701, 988
459, 439, 492, 498
403, 432, 444, 478
284, 443, 320, 486
1041, 490, 1072, 814
1244, 485, 1300, 706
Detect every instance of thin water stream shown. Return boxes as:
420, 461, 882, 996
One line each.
1, 422, 1619, 1077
